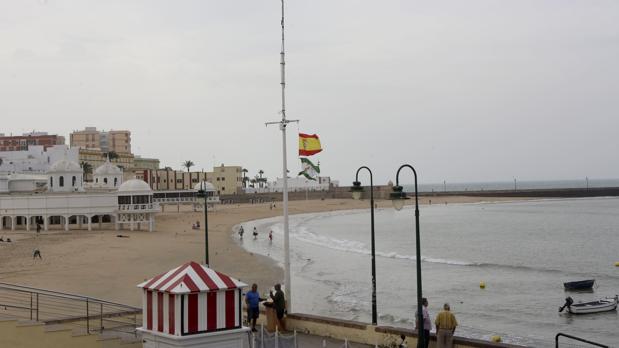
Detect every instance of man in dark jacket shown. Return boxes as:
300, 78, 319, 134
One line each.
269, 283, 286, 331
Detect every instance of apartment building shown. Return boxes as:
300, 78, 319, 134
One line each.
141, 164, 243, 194
211, 164, 243, 194
70, 127, 131, 154
0, 132, 65, 152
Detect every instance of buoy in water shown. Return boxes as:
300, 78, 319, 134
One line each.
491, 335, 502, 343
479, 281, 486, 289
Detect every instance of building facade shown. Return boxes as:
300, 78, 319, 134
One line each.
79, 148, 134, 175
0, 145, 78, 173
0, 132, 65, 152
70, 127, 131, 154
0, 159, 160, 232
141, 164, 243, 195
267, 176, 336, 192
211, 164, 243, 194
134, 156, 160, 171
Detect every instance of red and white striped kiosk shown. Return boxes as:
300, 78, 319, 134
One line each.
137, 261, 249, 348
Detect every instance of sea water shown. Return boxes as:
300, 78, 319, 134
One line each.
235, 197, 619, 347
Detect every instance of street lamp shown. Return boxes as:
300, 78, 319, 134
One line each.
197, 182, 210, 266
389, 164, 424, 348
350, 166, 378, 325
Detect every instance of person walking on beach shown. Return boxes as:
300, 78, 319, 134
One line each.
435, 303, 458, 348
270, 284, 286, 331
245, 283, 265, 332
253, 227, 258, 239
415, 298, 431, 348
238, 226, 244, 239
33, 249, 42, 260
269, 230, 273, 242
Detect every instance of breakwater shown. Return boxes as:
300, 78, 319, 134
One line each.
221, 186, 619, 203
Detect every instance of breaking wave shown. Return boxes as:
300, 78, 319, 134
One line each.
291, 225, 477, 266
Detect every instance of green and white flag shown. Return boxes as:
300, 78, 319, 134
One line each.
298, 158, 320, 180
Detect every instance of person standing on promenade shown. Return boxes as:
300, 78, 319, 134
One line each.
435, 303, 458, 348
270, 283, 286, 332
245, 283, 265, 332
415, 298, 431, 348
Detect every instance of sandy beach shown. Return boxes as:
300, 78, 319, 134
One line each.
0, 196, 528, 307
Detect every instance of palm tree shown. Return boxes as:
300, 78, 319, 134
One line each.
80, 161, 93, 175
182, 160, 195, 172
258, 170, 265, 188
80, 161, 93, 182
102, 151, 119, 160
242, 168, 249, 188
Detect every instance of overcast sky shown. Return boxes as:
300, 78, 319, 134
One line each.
0, 0, 618, 185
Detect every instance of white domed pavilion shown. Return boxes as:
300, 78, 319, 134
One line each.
47, 158, 84, 193
117, 179, 160, 231
93, 159, 123, 189
194, 181, 216, 192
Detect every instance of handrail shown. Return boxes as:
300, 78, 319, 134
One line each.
0, 282, 141, 335
555, 333, 608, 348
0, 282, 139, 310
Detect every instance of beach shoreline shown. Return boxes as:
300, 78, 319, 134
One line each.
0, 196, 532, 307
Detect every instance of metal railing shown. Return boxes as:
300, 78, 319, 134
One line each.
0, 282, 141, 336
153, 197, 197, 203
118, 203, 158, 211
556, 333, 609, 348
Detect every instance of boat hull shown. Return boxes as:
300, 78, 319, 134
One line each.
564, 279, 595, 291
568, 297, 618, 314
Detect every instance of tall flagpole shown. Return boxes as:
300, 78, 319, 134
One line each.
266, 0, 297, 312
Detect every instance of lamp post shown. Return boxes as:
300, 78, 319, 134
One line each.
350, 166, 377, 325
197, 182, 210, 266
389, 164, 424, 348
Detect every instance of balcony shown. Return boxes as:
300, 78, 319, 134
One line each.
117, 203, 160, 211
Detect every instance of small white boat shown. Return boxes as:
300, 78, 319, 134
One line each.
559, 295, 618, 314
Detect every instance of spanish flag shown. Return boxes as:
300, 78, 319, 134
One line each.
298, 133, 322, 156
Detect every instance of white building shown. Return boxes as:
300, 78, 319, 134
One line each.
267, 176, 336, 192
0, 173, 47, 193
116, 179, 159, 231
47, 158, 84, 193
0, 145, 79, 173
91, 158, 124, 189
0, 158, 160, 232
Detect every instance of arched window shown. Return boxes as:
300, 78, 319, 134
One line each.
104, 178, 108, 184
50, 177, 53, 187
72, 176, 76, 187
59, 176, 64, 187
114, 178, 118, 187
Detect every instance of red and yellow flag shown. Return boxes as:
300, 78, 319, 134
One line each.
298, 133, 322, 156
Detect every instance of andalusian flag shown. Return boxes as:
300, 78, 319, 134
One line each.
298, 158, 320, 180
299, 133, 322, 156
